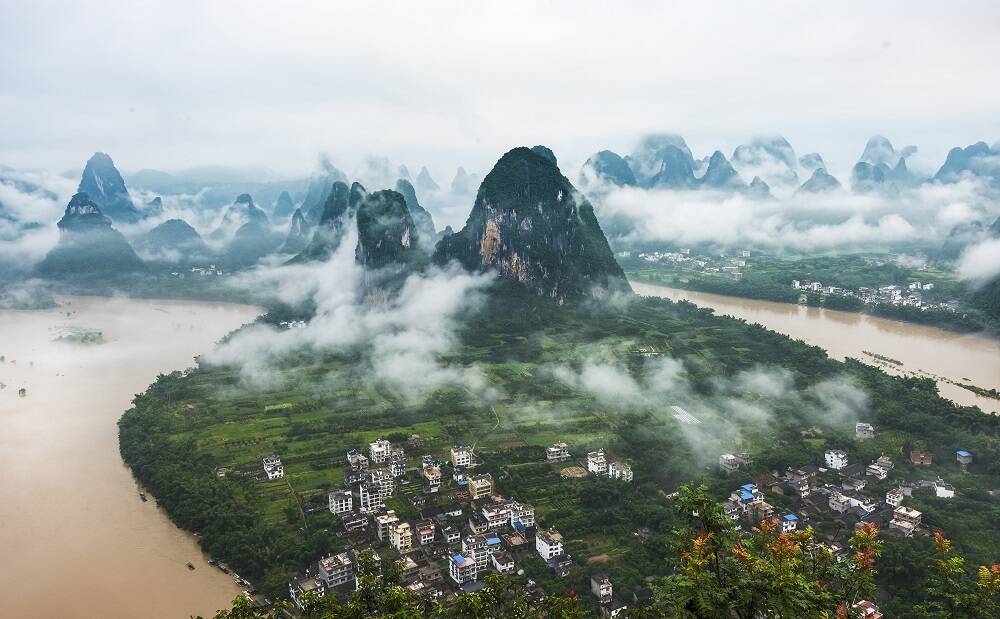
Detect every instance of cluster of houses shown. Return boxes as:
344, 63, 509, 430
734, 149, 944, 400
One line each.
262, 454, 284, 480
638, 248, 750, 281
286, 437, 633, 612
790, 279, 956, 311
586, 449, 634, 482
718, 426, 975, 546
170, 265, 224, 277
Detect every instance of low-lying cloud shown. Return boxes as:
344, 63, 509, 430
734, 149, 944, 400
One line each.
206, 222, 494, 398
594, 177, 999, 253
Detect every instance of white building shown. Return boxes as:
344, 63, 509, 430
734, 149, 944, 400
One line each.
346, 449, 369, 471
591, 574, 613, 604
369, 439, 392, 464
933, 477, 955, 499
866, 464, 889, 480
886, 488, 904, 508
536, 529, 564, 560
781, 514, 799, 533
546, 442, 571, 462
375, 510, 400, 541
509, 502, 535, 530
608, 461, 633, 482
491, 551, 515, 574
317, 552, 355, 589
328, 490, 353, 515
889, 506, 922, 537
719, 454, 739, 474
587, 450, 608, 475
357, 481, 384, 512
825, 449, 849, 470
449, 551, 478, 585
262, 454, 284, 480
416, 521, 435, 546
855, 423, 876, 440
451, 446, 473, 468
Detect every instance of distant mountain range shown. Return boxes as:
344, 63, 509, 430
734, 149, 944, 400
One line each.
581, 134, 1000, 196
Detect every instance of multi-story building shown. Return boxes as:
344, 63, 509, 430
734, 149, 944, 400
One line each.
317, 552, 356, 589
449, 551, 478, 585
481, 502, 511, 531
375, 510, 400, 541
886, 488, 904, 508
469, 473, 494, 499
608, 460, 633, 482
422, 464, 442, 493
546, 442, 571, 462
829, 492, 851, 514
536, 529, 564, 560
451, 446, 473, 468
442, 526, 461, 544
780, 514, 798, 533
719, 454, 740, 474
347, 449, 369, 472
587, 450, 608, 475
956, 450, 973, 466
825, 449, 848, 470
866, 464, 889, 480
289, 576, 324, 610
855, 423, 876, 440
416, 520, 436, 546
357, 481, 385, 512
389, 448, 407, 478
463, 534, 490, 570
390, 522, 413, 552
328, 490, 353, 515
889, 506, 922, 537
491, 551, 515, 574
369, 468, 395, 501
509, 502, 535, 530
262, 454, 284, 480
590, 573, 613, 604
369, 439, 392, 464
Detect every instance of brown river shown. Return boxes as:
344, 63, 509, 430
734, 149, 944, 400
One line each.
632, 281, 1000, 414
0, 296, 260, 618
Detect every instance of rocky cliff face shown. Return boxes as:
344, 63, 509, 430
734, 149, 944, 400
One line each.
434, 146, 629, 303
281, 208, 311, 254
355, 190, 419, 269
37, 192, 144, 277
394, 179, 436, 250
272, 190, 295, 222
292, 181, 365, 262
77, 152, 142, 224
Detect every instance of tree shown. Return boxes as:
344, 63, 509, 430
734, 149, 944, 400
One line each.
913, 531, 1000, 618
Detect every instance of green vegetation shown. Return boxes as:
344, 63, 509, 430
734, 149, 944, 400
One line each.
54, 327, 105, 345
203, 488, 1000, 618
120, 287, 1000, 613
622, 252, 996, 333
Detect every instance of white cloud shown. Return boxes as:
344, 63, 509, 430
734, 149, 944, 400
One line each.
957, 237, 1000, 282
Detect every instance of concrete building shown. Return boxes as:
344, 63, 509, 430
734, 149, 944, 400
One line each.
608, 460, 633, 482
591, 574, 613, 604
469, 473, 494, 500
357, 481, 385, 512
956, 450, 973, 466
546, 442, 571, 462
416, 521, 436, 546
347, 449, 369, 471
587, 450, 608, 475
910, 450, 933, 466
825, 449, 848, 470
855, 423, 876, 440
889, 506, 922, 537
536, 529, 564, 560
449, 552, 478, 585
262, 454, 284, 480
369, 439, 392, 464
317, 552, 356, 589
375, 510, 400, 542
886, 488, 904, 508
421, 463, 442, 493
390, 522, 413, 552
509, 502, 535, 530
491, 551, 515, 574
328, 490, 353, 515
781, 514, 798, 533
451, 446, 473, 468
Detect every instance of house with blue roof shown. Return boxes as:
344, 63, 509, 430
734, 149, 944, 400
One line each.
956, 450, 972, 466
781, 513, 798, 533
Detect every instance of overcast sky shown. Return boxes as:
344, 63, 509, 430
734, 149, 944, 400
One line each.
2, 1, 998, 180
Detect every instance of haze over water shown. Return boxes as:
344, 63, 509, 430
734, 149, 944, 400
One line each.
0, 296, 259, 619
632, 282, 1000, 415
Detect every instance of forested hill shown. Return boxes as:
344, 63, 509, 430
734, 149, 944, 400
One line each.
120, 284, 1000, 615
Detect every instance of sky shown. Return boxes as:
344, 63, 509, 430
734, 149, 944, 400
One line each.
1, 1, 999, 180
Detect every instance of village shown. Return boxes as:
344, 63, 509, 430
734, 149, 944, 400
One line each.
227, 415, 976, 618
630, 248, 751, 281
790, 279, 958, 312
252, 439, 639, 616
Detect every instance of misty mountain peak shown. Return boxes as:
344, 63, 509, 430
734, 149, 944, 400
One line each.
797, 167, 842, 193
530, 145, 557, 165
433, 146, 629, 303
78, 152, 142, 224
700, 150, 744, 189
416, 166, 439, 193
580, 150, 637, 188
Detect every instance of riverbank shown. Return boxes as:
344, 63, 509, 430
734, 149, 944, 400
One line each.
631, 280, 1000, 414
0, 296, 260, 618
